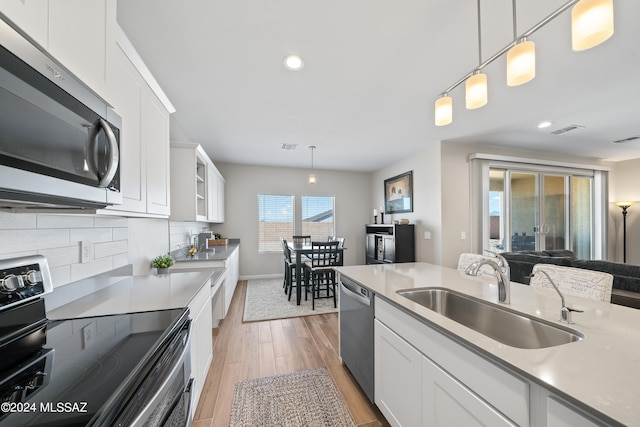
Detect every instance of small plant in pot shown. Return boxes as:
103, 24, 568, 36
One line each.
152, 255, 174, 274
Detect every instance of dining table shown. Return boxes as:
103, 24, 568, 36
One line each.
287, 241, 345, 305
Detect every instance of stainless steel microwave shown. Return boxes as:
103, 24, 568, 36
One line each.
0, 15, 122, 209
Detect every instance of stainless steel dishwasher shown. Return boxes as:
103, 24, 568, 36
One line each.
339, 274, 375, 402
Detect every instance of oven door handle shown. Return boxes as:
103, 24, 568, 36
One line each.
128, 320, 192, 426
159, 377, 194, 426
340, 282, 371, 306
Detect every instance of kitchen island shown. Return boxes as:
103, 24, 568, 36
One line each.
336, 262, 639, 427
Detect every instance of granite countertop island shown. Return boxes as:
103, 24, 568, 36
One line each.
336, 262, 640, 427
48, 269, 222, 319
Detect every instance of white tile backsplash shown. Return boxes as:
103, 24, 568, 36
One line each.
0, 211, 129, 288
169, 221, 211, 251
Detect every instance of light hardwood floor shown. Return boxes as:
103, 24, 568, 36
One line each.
192, 280, 389, 427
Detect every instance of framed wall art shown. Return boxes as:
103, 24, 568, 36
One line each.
384, 171, 413, 214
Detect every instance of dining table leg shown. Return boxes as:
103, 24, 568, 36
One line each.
296, 251, 303, 305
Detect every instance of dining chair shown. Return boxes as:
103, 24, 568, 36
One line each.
303, 241, 340, 309
281, 239, 300, 300
530, 264, 613, 302
328, 236, 346, 248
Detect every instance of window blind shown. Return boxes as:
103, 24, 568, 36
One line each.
258, 194, 294, 253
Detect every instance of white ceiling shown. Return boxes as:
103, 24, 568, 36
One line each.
117, 0, 640, 172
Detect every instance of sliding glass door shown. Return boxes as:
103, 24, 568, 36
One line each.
488, 168, 593, 258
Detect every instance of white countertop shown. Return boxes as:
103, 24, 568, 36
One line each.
48, 270, 221, 319
336, 262, 640, 427
173, 241, 239, 263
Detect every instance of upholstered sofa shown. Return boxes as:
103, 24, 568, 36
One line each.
501, 250, 640, 309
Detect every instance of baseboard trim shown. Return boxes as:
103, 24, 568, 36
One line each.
239, 273, 283, 281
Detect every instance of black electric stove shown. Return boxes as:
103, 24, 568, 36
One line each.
0, 255, 192, 427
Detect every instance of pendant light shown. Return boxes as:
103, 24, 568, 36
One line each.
466, 0, 488, 109
434, 94, 452, 126
571, 0, 614, 51
507, 0, 535, 86
308, 145, 316, 185
507, 37, 536, 86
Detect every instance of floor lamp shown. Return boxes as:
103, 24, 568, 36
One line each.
616, 202, 633, 263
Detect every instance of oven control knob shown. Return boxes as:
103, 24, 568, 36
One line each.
22, 270, 40, 286
0, 274, 24, 292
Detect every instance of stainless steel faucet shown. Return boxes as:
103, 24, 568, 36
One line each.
533, 269, 583, 324
464, 255, 511, 304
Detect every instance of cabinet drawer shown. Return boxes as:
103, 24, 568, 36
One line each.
376, 298, 529, 426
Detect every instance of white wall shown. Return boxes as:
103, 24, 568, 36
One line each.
213, 162, 371, 278
371, 142, 442, 265
609, 158, 640, 264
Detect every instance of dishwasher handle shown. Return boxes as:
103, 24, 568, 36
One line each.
340, 282, 371, 306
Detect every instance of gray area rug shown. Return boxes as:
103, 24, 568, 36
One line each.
229, 368, 355, 427
243, 278, 338, 322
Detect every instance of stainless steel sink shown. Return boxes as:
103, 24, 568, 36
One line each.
396, 287, 584, 349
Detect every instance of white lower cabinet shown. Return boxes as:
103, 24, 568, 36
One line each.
188, 280, 213, 416
375, 319, 423, 427
422, 355, 515, 427
375, 298, 528, 427
545, 396, 602, 427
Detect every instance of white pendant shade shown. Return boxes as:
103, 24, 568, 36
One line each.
507, 39, 536, 86
308, 174, 316, 185
434, 95, 453, 126
571, 0, 614, 51
465, 72, 488, 109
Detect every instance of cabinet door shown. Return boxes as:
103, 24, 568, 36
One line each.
423, 356, 515, 427
0, 0, 49, 48
374, 319, 422, 427
143, 88, 171, 215
207, 164, 218, 222
365, 234, 376, 263
189, 283, 213, 409
382, 236, 395, 263
48, 0, 111, 97
106, 45, 146, 213
217, 174, 225, 222
546, 397, 601, 427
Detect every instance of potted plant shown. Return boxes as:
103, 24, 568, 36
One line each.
152, 254, 174, 274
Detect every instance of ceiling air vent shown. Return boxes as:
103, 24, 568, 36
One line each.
611, 136, 640, 144
280, 143, 298, 150
551, 125, 585, 135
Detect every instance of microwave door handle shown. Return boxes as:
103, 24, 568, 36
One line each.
87, 118, 119, 188
98, 118, 119, 187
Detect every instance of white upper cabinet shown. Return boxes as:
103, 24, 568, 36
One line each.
170, 143, 224, 223
143, 88, 171, 216
103, 29, 171, 217
48, 0, 114, 99
207, 164, 225, 223
0, 0, 49, 48
107, 44, 146, 213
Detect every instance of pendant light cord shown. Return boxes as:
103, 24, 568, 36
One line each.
512, 0, 518, 41
477, 0, 483, 65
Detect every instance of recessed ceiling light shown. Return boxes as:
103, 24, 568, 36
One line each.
537, 121, 553, 129
283, 54, 304, 71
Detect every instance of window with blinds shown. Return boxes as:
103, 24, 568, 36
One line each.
258, 194, 294, 253
302, 196, 335, 241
